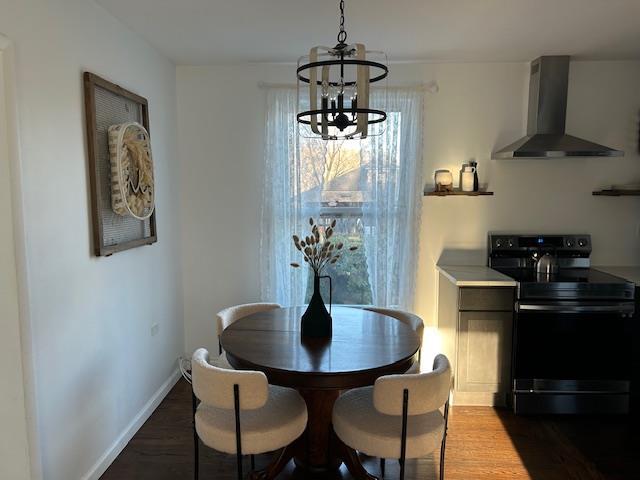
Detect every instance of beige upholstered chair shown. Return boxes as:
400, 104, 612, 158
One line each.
333, 354, 452, 480
361, 307, 424, 373
191, 348, 307, 480
214, 303, 281, 368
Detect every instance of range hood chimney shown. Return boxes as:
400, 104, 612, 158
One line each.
493, 56, 623, 159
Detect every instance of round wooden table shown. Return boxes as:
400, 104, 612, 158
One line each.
221, 306, 420, 479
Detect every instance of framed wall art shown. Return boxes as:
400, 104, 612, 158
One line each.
83, 72, 157, 256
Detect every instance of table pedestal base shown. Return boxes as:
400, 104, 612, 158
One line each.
248, 443, 297, 480
295, 388, 342, 471
250, 388, 378, 479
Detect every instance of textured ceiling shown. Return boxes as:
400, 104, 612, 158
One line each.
97, 0, 640, 64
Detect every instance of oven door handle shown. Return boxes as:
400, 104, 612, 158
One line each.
516, 302, 635, 314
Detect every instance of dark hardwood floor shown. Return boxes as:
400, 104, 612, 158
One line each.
101, 379, 637, 479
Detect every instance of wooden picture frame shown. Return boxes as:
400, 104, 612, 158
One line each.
83, 72, 157, 256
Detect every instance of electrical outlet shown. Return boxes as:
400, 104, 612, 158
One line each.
151, 323, 160, 336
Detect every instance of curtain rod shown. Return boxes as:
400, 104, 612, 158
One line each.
257, 81, 439, 93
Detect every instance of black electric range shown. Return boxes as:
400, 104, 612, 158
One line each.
489, 234, 635, 415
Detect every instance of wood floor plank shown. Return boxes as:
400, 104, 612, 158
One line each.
100, 380, 636, 479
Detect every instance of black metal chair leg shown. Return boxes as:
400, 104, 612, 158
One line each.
399, 389, 409, 480
194, 434, 199, 480
251, 454, 255, 471
192, 392, 199, 480
234, 384, 243, 480
236, 453, 243, 480
380, 458, 385, 477
440, 400, 450, 480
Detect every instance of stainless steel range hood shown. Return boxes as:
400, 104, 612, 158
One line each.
493, 56, 623, 159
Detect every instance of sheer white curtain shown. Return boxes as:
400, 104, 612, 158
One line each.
261, 87, 424, 309
260, 88, 309, 306
363, 89, 424, 308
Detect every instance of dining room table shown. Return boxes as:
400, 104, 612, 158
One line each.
220, 305, 421, 480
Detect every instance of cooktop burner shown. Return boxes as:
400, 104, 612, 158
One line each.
493, 267, 631, 285
493, 267, 635, 301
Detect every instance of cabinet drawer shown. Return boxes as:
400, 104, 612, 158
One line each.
459, 287, 514, 311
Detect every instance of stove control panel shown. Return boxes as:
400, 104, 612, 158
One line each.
489, 234, 592, 255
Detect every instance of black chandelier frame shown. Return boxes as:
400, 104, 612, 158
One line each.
296, 0, 389, 138
296, 50, 389, 132
296, 59, 389, 86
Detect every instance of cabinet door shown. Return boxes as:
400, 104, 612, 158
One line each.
457, 311, 512, 394
437, 273, 460, 377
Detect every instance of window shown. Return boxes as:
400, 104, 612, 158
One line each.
300, 138, 377, 305
261, 88, 423, 309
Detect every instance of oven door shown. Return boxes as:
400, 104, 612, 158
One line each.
512, 300, 634, 414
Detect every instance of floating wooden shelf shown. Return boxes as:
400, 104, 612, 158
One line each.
425, 189, 494, 197
592, 189, 640, 196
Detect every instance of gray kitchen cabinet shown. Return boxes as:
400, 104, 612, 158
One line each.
438, 273, 514, 406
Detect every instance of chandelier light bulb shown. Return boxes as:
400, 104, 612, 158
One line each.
321, 81, 330, 98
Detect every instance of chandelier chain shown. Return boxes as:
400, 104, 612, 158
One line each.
337, 0, 347, 44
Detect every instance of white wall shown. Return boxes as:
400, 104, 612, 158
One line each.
178, 60, 640, 353
0, 46, 32, 480
177, 65, 290, 353
415, 61, 640, 321
0, 1, 184, 479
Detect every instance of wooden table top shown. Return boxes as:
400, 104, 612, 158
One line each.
221, 306, 420, 390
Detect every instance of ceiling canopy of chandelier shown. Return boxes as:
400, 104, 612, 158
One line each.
297, 0, 388, 140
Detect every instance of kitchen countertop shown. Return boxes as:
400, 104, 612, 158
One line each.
593, 266, 640, 286
437, 265, 518, 287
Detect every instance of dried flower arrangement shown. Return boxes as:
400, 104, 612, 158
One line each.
291, 218, 358, 276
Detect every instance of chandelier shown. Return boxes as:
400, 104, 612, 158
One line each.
297, 0, 388, 140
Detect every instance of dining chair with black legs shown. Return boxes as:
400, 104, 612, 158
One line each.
191, 348, 308, 480
216, 303, 281, 356
213, 302, 281, 469
361, 307, 424, 373
333, 354, 452, 480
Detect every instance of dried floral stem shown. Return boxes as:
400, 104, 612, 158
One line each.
290, 218, 356, 276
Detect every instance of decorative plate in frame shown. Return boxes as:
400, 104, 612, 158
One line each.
108, 122, 155, 220
83, 72, 158, 257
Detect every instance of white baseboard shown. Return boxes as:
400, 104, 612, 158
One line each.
80, 369, 181, 480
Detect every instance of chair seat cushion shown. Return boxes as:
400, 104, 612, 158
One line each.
195, 385, 307, 455
333, 386, 444, 459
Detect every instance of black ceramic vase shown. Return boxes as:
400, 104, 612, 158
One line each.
301, 274, 332, 338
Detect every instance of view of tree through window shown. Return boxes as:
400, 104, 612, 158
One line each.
299, 113, 400, 305
263, 89, 421, 308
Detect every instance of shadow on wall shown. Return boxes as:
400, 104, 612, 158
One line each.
437, 248, 487, 267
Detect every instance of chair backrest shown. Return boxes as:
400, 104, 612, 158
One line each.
216, 302, 281, 337
362, 306, 424, 338
192, 348, 269, 410
373, 354, 451, 416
